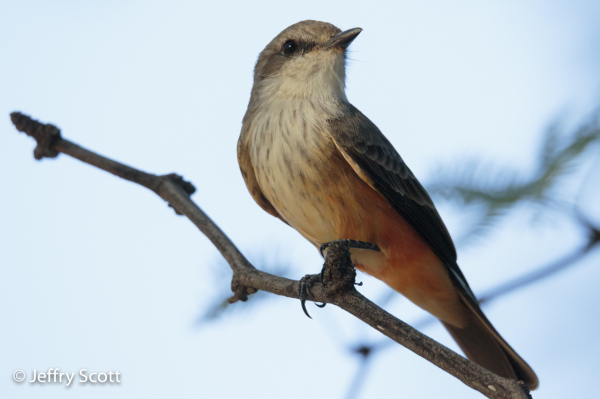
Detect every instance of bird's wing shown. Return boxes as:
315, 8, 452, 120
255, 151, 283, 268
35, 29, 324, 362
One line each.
328, 103, 475, 301
237, 129, 289, 225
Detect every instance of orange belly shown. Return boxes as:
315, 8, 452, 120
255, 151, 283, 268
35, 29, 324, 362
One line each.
266, 147, 468, 327
338, 170, 467, 327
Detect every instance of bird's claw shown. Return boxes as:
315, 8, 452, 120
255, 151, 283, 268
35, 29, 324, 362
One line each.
298, 274, 326, 319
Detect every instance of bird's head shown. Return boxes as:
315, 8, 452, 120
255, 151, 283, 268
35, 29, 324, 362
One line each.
251, 20, 361, 103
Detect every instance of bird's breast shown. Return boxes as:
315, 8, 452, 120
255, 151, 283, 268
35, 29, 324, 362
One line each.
247, 100, 358, 244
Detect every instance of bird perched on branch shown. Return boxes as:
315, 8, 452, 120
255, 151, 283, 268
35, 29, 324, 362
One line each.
237, 20, 538, 390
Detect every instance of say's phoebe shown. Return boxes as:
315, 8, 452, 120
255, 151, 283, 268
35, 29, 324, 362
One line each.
237, 20, 538, 389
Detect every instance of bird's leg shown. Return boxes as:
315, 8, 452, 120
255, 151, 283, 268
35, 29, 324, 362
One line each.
319, 239, 380, 258
320, 239, 379, 289
299, 239, 380, 319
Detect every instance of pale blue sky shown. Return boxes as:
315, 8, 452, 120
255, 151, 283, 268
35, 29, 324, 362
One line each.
2, 1, 600, 398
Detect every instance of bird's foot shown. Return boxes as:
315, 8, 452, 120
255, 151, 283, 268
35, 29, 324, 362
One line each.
299, 239, 377, 319
319, 239, 380, 258
298, 274, 326, 319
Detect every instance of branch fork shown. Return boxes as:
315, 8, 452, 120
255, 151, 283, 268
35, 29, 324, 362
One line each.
229, 276, 258, 303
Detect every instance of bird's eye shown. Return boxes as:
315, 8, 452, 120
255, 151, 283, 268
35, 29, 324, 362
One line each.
283, 40, 297, 55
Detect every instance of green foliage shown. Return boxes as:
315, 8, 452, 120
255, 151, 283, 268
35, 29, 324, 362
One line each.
426, 108, 600, 241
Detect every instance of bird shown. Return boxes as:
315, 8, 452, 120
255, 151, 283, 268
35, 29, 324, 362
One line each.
237, 20, 538, 390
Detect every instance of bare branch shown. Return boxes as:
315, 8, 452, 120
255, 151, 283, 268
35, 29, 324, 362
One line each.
10, 112, 532, 399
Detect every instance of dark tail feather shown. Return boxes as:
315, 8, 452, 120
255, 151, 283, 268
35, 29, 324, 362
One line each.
442, 295, 539, 390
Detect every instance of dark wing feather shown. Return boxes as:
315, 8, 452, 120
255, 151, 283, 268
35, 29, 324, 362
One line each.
328, 103, 476, 301
329, 104, 539, 388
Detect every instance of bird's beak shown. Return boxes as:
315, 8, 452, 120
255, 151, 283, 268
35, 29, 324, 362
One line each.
323, 28, 362, 50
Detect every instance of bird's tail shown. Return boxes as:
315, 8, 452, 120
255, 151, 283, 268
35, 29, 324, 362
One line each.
441, 292, 539, 390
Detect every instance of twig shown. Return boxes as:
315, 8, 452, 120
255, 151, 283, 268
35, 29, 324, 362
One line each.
344, 346, 375, 399
10, 112, 532, 399
479, 241, 598, 305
